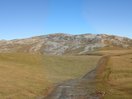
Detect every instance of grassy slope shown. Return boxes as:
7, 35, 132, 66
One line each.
0, 53, 100, 99
95, 50, 132, 99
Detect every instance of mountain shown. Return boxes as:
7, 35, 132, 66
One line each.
0, 33, 132, 55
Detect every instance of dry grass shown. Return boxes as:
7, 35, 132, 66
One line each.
94, 49, 132, 55
95, 50, 132, 99
0, 53, 100, 99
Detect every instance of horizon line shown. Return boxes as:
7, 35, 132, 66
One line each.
1, 32, 131, 40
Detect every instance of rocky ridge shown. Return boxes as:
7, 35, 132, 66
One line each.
0, 33, 132, 55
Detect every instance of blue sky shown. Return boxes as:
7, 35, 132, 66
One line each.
0, 0, 132, 39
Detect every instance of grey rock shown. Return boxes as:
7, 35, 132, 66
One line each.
0, 33, 131, 55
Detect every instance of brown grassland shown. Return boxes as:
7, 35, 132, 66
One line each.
95, 50, 132, 99
0, 53, 100, 99
0, 49, 132, 99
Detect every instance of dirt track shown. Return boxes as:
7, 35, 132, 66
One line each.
38, 51, 132, 99
43, 56, 110, 99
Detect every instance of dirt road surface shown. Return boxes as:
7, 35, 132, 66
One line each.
43, 56, 110, 99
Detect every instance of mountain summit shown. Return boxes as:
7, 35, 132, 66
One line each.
0, 33, 132, 55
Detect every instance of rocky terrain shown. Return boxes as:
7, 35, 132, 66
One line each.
0, 33, 132, 55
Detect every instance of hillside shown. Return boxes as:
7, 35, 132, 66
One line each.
0, 33, 132, 98
0, 33, 132, 55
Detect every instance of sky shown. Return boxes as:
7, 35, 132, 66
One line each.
0, 0, 132, 40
